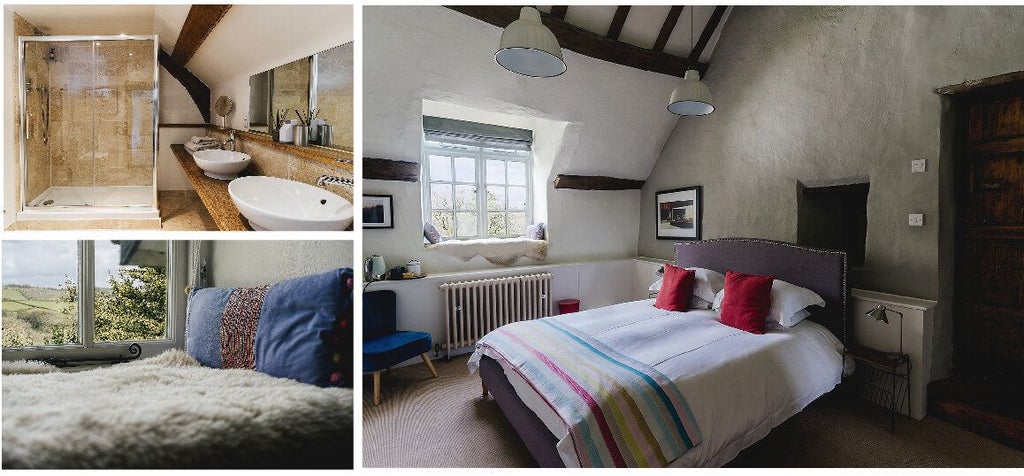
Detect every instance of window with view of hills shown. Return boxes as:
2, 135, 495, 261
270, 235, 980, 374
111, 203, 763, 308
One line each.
2, 241, 177, 353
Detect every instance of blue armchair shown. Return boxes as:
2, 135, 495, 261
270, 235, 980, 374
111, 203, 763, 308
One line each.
363, 290, 438, 405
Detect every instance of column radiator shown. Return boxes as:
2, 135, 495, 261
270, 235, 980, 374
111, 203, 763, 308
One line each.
439, 272, 553, 358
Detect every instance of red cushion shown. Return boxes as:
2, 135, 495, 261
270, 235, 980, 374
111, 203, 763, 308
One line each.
720, 270, 774, 334
654, 264, 695, 312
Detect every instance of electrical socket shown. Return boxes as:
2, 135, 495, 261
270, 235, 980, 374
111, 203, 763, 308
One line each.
911, 159, 927, 173
909, 214, 924, 227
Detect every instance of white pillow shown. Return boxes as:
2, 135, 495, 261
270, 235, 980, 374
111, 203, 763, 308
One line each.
712, 278, 825, 327
650, 267, 725, 307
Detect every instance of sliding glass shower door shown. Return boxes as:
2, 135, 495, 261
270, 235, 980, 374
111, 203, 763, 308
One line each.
19, 36, 158, 210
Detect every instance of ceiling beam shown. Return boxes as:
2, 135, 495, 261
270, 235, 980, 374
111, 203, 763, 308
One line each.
606, 6, 631, 41
158, 48, 211, 123
447, 6, 708, 78
549, 6, 568, 20
170, 5, 232, 66
553, 174, 644, 190
652, 6, 684, 52
688, 6, 728, 70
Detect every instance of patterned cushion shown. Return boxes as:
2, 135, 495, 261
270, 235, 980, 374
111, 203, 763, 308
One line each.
186, 268, 354, 387
424, 222, 444, 244
525, 222, 546, 240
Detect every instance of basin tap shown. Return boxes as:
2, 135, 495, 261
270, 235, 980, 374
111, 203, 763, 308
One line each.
221, 130, 234, 150
316, 175, 354, 188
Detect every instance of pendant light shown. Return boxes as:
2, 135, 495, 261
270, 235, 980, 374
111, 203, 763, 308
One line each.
495, 7, 567, 78
668, 6, 714, 115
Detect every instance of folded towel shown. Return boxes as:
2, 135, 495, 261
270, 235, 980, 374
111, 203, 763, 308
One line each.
188, 136, 219, 145
185, 142, 220, 154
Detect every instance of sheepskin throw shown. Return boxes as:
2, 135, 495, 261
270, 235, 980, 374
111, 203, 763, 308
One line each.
2, 359, 63, 375
426, 237, 548, 266
2, 350, 354, 469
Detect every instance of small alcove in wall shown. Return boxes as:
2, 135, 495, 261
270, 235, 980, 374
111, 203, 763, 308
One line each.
796, 180, 870, 267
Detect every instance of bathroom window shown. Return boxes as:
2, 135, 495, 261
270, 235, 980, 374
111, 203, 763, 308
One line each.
422, 117, 533, 239
1, 241, 188, 362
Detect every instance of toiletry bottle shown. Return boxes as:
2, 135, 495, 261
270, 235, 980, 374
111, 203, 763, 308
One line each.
279, 120, 294, 143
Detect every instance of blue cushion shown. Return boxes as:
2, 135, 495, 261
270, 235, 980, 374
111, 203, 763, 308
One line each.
363, 331, 431, 372
186, 268, 354, 387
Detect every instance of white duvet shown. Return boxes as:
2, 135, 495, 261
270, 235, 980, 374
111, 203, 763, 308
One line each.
476, 299, 845, 468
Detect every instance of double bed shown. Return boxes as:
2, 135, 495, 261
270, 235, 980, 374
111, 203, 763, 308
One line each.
472, 238, 849, 468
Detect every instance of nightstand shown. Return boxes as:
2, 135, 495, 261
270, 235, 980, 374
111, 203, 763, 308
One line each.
844, 343, 911, 433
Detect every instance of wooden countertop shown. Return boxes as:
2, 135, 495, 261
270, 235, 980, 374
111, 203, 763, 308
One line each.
171, 144, 252, 231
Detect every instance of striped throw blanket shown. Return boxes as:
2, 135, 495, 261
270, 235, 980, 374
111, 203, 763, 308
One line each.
475, 318, 701, 467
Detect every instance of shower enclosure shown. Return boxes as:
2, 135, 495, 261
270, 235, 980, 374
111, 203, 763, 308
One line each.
18, 35, 158, 218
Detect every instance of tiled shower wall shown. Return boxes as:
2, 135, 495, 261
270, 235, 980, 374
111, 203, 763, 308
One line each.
20, 38, 155, 203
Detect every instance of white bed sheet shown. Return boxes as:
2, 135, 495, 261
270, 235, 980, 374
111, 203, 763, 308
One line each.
483, 299, 844, 468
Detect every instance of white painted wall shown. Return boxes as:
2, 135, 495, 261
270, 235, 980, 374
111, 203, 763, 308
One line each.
156, 127, 204, 191
207, 240, 354, 288
363, 6, 686, 274
366, 259, 639, 367
189, 5, 354, 130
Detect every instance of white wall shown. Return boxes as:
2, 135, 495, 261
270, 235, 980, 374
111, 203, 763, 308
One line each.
208, 240, 354, 288
363, 6, 686, 274
156, 127, 204, 191
189, 5, 354, 130
367, 259, 639, 367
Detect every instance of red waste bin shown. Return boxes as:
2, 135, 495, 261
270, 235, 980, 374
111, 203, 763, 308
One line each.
557, 299, 580, 314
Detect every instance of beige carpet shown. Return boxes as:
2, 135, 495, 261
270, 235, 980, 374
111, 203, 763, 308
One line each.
363, 355, 1024, 468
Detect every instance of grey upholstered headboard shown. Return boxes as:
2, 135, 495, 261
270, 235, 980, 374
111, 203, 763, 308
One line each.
675, 238, 849, 344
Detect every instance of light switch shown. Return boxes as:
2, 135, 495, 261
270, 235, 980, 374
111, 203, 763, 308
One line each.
911, 159, 927, 173
909, 214, 924, 227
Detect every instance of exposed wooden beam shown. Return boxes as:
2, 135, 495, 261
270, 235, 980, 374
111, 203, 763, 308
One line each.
447, 6, 708, 78
364, 157, 420, 182
171, 5, 232, 66
158, 48, 211, 123
606, 6, 631, 41
688, 6, 728, 71
553, 174, 644, 190
549, 6, 568, 20
935, 70, 1024, 96
652, 6, 684, 52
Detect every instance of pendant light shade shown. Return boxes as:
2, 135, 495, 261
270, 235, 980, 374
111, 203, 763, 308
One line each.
668, 70, 714, 116
495, 7, 566, 78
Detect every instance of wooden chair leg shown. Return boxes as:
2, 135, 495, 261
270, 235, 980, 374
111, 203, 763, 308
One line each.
373, 371, 381, 406
421, 353, 439, 378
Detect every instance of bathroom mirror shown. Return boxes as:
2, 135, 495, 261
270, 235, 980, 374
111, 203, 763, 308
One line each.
247, 42, 353, 151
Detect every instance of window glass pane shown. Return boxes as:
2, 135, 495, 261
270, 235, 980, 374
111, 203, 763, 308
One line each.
486, 159, 506, 185
487, 212, 507, 237
508, 161, 527, 186
93, 240, 168, 343
431, 211, 455, 237
430, 183, 454, 209
454, 157, 475, 182
2, 241, 79, 347
509, 212, 528, 236
454, 185, 476, 210
508, 186, 527, 210
455, 212, 478, 237
428, 155, 452, 182
486, 186, 506, 211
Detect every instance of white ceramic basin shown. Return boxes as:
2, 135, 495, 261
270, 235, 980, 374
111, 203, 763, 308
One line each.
193, 150, 251, 180
228, 176, 353, 231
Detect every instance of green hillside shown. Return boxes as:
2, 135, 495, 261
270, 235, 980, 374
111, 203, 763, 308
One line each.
2, 285, 74, 347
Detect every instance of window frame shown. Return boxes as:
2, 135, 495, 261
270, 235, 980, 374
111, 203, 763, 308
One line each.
1, 240, 189, 362
422, 138, 534, 240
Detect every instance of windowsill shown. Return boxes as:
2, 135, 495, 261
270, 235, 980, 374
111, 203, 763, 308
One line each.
425, 237, 548, 266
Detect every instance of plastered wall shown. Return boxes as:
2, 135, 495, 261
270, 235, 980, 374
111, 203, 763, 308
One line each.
639, 6, 1024, 379
363, 6, 683, 274
207, 240, 354, 288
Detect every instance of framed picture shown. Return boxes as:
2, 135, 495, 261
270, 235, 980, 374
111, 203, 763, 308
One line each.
363, 194, 394, 229
656, 186, 702, 240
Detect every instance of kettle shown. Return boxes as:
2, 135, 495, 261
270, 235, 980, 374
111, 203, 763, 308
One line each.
364, 255, 386, 281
